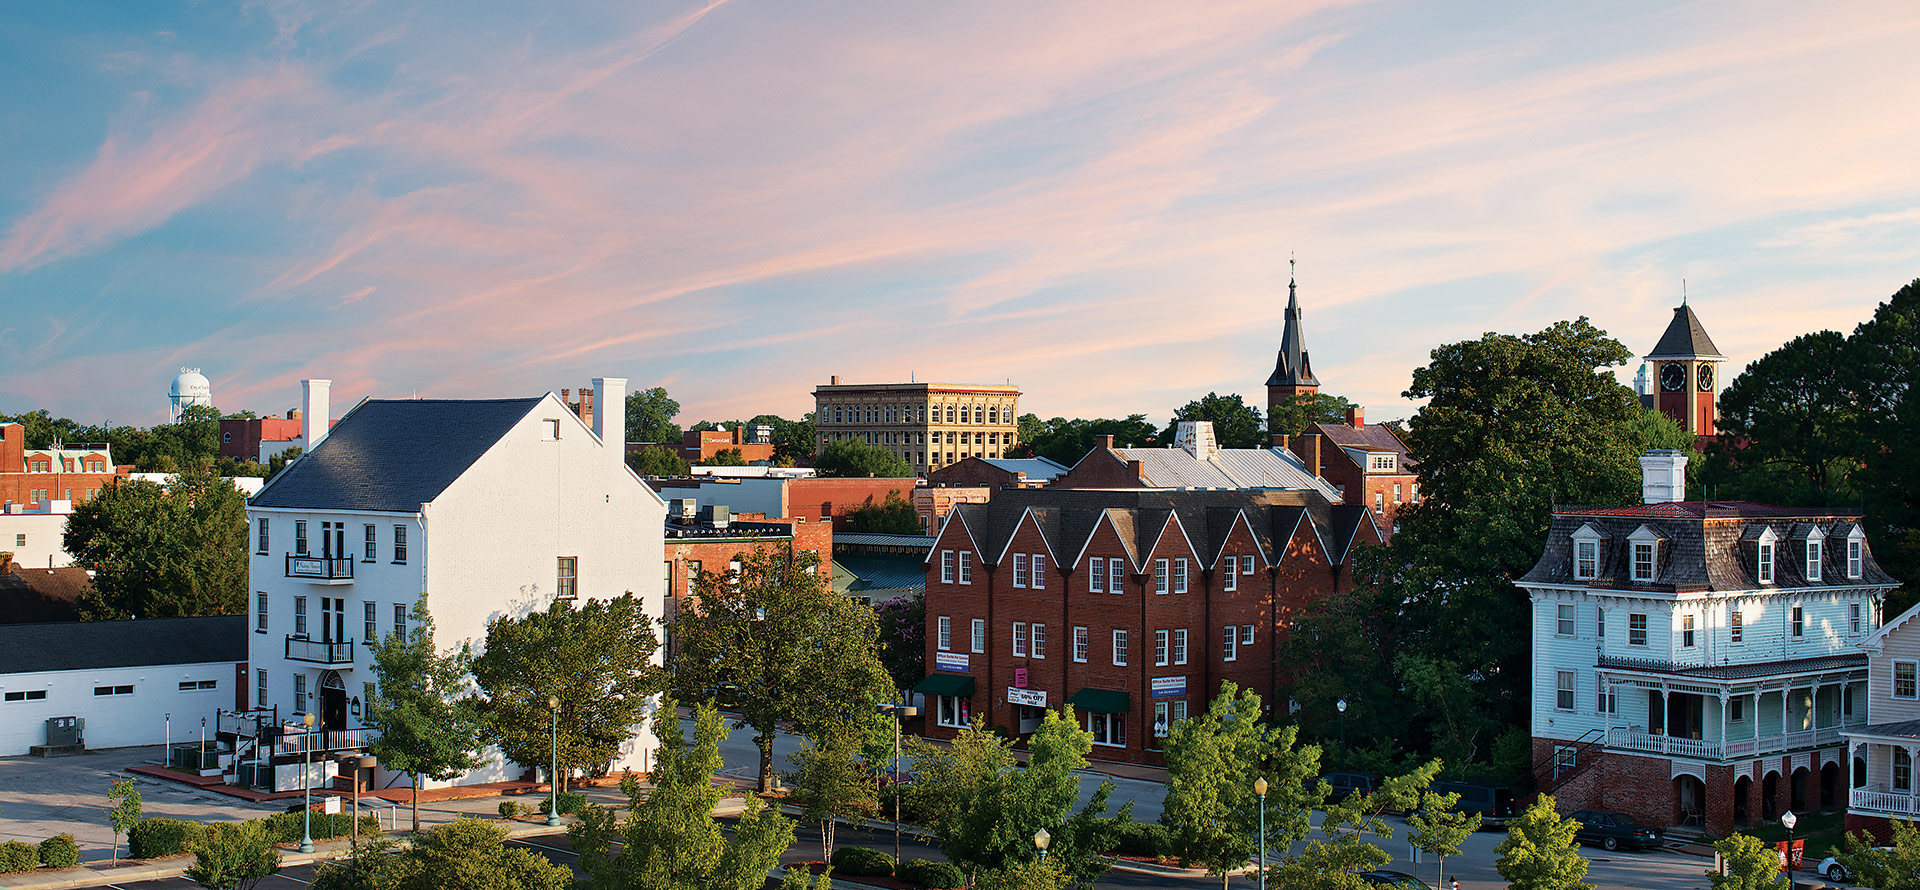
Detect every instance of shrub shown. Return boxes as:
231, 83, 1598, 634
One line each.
1105, 821, 1170, 859
38, 834, 80, 869
829, 845, 896, 876
128, 817, 206, 859
0, 841, 38, 874
898, 858, 966, 888
536, 791, 589, 816
498, 800, 525, 820
262, 811, 381, 844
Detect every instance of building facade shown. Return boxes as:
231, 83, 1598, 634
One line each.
928, 457, 1068, 490
1, 423, 126, 507
1522, 451, 1899, 836
219, 411, 305, 463
1287, 407, 1419, 531
813, 378, 1020, 474
1843, 601, 1920, 841
918, 487, 1377, 765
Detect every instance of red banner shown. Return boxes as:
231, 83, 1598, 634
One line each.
1776, 839, 1804, 873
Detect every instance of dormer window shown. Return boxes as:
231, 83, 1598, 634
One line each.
1627, 524, 1663, 583
1570, 524, 1604, 581
1848, 526, 1867, 579
1368, 453, 1397, 472
1807, 539, 1823, 582
1758, 543, 1775, 583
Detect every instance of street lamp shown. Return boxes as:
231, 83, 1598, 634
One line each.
1033, 827, 1051, 863
547, 695, 562, 827
1781, 810, 1798, 886
879, 703, 919, 865
1337, 698, 1348, 747
300, 712, 316, 854
1254, 777, 1269, 890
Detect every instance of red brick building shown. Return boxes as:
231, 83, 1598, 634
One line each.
0, 423, 127, 507
917, 488, 1379, 764
1285, 407, 1418, 530
661, 509, 834, 655
218, 411, 305, 463
679, 426, 777, 464
927, 457, 1067, 490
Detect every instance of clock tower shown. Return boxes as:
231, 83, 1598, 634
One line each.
1645, 304, 1726, 437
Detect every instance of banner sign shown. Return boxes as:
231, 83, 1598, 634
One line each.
1007, 687, 1047, 707
1014, 667, 1028, 687
935, 652, 969, 673
1151, 676, 1187, 698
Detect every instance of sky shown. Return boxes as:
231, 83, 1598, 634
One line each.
3, 1, 1919, 428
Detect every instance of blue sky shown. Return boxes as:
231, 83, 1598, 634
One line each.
3, 0, 1918, 427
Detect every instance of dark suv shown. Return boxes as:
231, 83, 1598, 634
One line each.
1428, 781, 1518, 829
1569, 809, 1663, 851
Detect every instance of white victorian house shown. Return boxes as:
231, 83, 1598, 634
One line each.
1845, 600, 1920, 840
241, 377, 665, 792
1523, 450, 1899, 836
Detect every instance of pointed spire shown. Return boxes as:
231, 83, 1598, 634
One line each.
1265, 258, 1319, 389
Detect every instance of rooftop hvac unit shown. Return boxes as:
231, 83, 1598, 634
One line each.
700, 504, 730, 529
669, 498, 698, 520
45, 716, 84, 747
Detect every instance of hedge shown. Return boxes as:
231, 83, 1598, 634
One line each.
0, 841, 37, 874
898, 858, 966, 888
128, 817, 207, 859
1104, 821, 1171, 859
829, 846, 895, 877
38, 834, 80, 869
536, 791, 589, 816
263, 811, 382, 844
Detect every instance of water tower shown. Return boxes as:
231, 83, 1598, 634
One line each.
169, 367, 213, 422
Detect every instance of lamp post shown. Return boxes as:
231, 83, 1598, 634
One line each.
1337, 698, 1348, 748
879, 702, 919, 865
200, 717, 207, 770
1034, 827, 1051, 863
300, 711, 316, 854
546, 696, 562, 827
1254, 777, 1269, 890
165, 713, 171, 767
1782, 810, 1798, 887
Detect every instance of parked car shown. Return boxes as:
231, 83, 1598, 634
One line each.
1359, 870, 1434, 888
1816, 847, 1893, 883
1428, 781, 1518, 829
1568, 810, 1663, 851
1313, 771, 1384, 804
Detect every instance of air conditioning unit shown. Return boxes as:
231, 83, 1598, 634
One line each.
45, 717, 84, 747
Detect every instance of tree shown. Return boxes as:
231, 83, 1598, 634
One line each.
266, 447, 301, 480
572, 701, 797, 890
471, 594, 664, 791
700, 448, 748, 467
628, 445, 691, 477
365, 597, 488, 833
1713, 329, 1863, 500
846, 492, 923, 534
873, 594, 926, 695
746, 414, 818, 466
1011, 415, 1158, 465
107, 778, 142, 863
974, 857, 1072, 890
1268, 392, 1356, 438
67, 468, 249, 619
626, 387, 683, 444
1162, 683, 1320, 889
814, 438, 914, 478
1266, 761, 1435, 890
1276, 585, 1414, 761
1161, 393, 1266, 449
669, 549, 893, 791
1406, 785, 1481, 889
1493, 795, 1592, 890
185, 819, 281, 890
314, 818, 570, 890
1848, 278, 1920, 599
1838, 818, 1920, 890
1707, 834, 1786, 890
785, 708, 884, 860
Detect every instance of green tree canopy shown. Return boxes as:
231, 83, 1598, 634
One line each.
846, 492, 923, 534
1708, 833, 1786, 890
626, 387, 683, 444
628, 445, 691, 477
471, 593, 665, 790
1161, 393, 1266, 449
66, 468, 249, 620
698, 447, 748, 467
314, 818, 570, 890
1267, 392, 1357, 438
1162, 682, 1322, 889
1009, 415, 1157, 465
1712, 329, 1862, 499
365, 597, 488, 832
873, 594, 926, 694
1493, 795, 1593, 890
814, 438, 915, 477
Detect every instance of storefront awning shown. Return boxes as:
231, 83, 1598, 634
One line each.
1066, 688, 1130, 714
914, 673, 976, 697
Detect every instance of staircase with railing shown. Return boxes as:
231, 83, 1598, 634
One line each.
1533, 729, 1605, 793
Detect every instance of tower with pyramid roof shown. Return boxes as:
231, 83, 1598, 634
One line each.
1645, 304, 1727, 436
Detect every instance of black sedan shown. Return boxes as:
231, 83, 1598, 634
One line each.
1359, 871, 1434, 888
1568, 809, 1663, 851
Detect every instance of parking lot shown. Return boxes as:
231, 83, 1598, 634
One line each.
0, 746, 284, 860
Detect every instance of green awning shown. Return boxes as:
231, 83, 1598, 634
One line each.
1066, 688, 1130, 714
914, 673, 976, 697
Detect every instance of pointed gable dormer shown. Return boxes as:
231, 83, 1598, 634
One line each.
1266, 264, 1320, 410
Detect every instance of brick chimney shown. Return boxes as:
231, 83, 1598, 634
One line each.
1098, 435, 1115, 449
1346, 406, 1365, 427
0, 551, 12, 574
1302, 433, 1323, 478
1271, 434, 1289, 449
1127, 459, 1144, 480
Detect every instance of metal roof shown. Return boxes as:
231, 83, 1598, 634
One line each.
978, 458, 1070, 481
1111, 446, 1342, 499
0, 616, 247, 674
1265, 278, 1320, 388
1646, 305, 1725, 359
251, 398, 543, 513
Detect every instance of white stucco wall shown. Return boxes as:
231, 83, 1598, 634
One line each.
0, 661, 240, 755
0, 508, 73, 568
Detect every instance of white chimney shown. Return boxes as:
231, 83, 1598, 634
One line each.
593, 377, 626, 465
302, 379, 332, 453
1639, 449, 1688, 504
1175, 421, 1218, 460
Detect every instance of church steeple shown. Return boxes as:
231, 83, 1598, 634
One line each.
1265, 264, 1320, 394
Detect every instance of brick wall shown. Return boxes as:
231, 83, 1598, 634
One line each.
1046, 448, 1144, 490
928, 460, 1024, 489
786, 478, 920, 529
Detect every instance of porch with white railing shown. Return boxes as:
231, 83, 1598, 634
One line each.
1852, 785, 1920, 818
1608, 724, 1856, 761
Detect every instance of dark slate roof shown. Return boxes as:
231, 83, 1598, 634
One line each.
250, 398, 543, 512
1265, 279, 1320, 388
0, 615, 247, 674
1520, 504, 1899, 591
0, 566, 91, 625
1601, 653, 1865, 681
1646, 305, 1724, 359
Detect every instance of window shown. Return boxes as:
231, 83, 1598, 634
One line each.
971, 618, 986, 653
1792, 605, 1804, 637
1173, 628, 1188, 665
935, 695, 974, 729
959, 551, 973, 585
12, 533, 22, 548
1632, 542, 1655, 581
364, 602, 377, 642
1241, 624, 1254, 646
1597, 677, 1615, 714
4, 690, 47, 702
1394, 483, 1404, 503
1155, 558, 1169, 594
257, 670, 267, 709
1013, 622, 1028, 657
1223, 562, 1237, 592
1013, 554, 1029, 588
1849, 538, 1865, 579
1852, 603, 1863, 634
1109, 558, 1125, 590
1758, 542, 1775, 583
1113, 630, 1129, 666
1153, 701, 1189, 739
1375, 492, 1385, 512
295, 673, 308, 712
1032, 623, 1046, 659
295, 520, 309, 554
363, 524, 376, 561
1172, 558, 1188, 594
1900, 748, 1914, 793
256, 592, 269, 632
393, 525, 407, 563
258, 518, 270, 554
1730, 610, 1743, 644
937, 616, 952, 651
1224, 627, 1239, 661
1807, 540, 1823, 581
1596, 608, 1605, 638
178, 680, 217, 691
1897, 661, 1918, 699
1574, 540, 1597, 579
1556, 604, 1575, 637
1242, 556, 1255, 575
1682, 614, 1695, 648
1555, 670, 1574, 711
1032, 555, 1046, 589
1628, 613, 1647, 646
1730, 697, 1744, 722
394, 603, 409, 643
1091, 558, 1106, 593
1087, 711, 1126, 747
1073, 626, 1089, 662
556, 557, 577, 599
1155, 630, 1170, 666
941, 551, 955, 583
294, 596, 308, 636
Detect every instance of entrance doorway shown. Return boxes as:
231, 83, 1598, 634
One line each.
319, 671, 347, 731
1762, 772, 1780, 820
1673, 774, 1706, 826
1791, 767, 1810, 811
1821, 762, 1842, 810
1733, 775, 1751, 826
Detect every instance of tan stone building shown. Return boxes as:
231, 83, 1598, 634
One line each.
813, 378, 1020, 475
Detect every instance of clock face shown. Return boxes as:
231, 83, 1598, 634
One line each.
1660, 363, 1686, 392
1697, 364, 1714, 392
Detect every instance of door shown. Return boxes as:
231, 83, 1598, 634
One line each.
320, 672, 348, 731
320, 597, 345, 643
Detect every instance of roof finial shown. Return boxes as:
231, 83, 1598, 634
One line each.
1682, 278, 1687, 307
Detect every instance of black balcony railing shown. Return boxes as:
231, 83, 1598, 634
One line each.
285, 636, 355, 665
286, 554, 354, 580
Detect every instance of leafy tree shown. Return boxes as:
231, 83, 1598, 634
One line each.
669, 549, 893, 791
67, 468, 249, 619
365, 597, 488, 833
1838, 818, 1920, 890
1406, 785, 1481, 890
266, 447, 302, 480
873, 594, 926, 695
626, 387, 683, 444
814, 438, 914, 478
1162, 683, 1320, 889
1493, 795, 1592, 890
214, 456, 269, 478
846, 492, 923, 534
314, 818, 570, 890
1708, 833, 1786, 890
745, 413, 818, 465
1849, 278, 1920, 599
1268, 392, 1356, 438
785, 708, 885, 860
1009, 415, 1158, 465
185, 819, 281, 890
974, 857, 1072, 890
1161, 393, 1266, 449
1276, 585, 1413, 759
1266, 761, 1435, 890
700, 448, 748, 467
1395, 653, 1498, 776
628, 445, 691, 477
1713, 329, 1863, 499
572, 701, 797, 890
107, 779, 142, 862
472, 594, 665, 791
1047, 779, 1128, 890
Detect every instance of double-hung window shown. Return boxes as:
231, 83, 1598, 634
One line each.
1758, 542, 1775, 583
1896, 661, 1918, 699
1555, 604, 1575, 637
1172, 628, 1188, 665
294, 596, 309, 636
1013, 554, 1029, 588
1112, 630, 1129, 666
1224, 626, 1239, 661
1154, 630, 1170, 666
1628, 613, 1647, 646
941, 551, 955, 583
363, 524, 377, 561
1792, 605, 1805, 637
256, 593, 269, 632
1032, 624, 1046, 659
1632, 542, 1655, 581
1681, 614, 1695, 648
1555, 670, 1574, 711
295, 520, 309, 555
1849, 538, 1865, 579
1073, 626, 1089, 662
364, 602, 377, 642
1031, 555, 1046, 589
1172, 559, 1188, 593
258, 518, 270, 554
1013, 622, 1028, 657
937, 616, 952, 651
557, 557, 578, 599
1596, 608, 1606, 639
1109, 558, 1126, 591
1574, 540, 1597, 579
1154, 558, 1169, 594
959, 551, 973, 585
1240, 624, 1254, 648
1852, 603, 1863, 634
1242, 555, 1255, 576
257, 669, 267, 710
1090, 558, 1106, 593
1224, 562, 1238, 592
1730, 610, 1744, 644
294, 674, 308, 713
1807, 541, 1823, 581
394, 603, 409, 643
971, 618, 986, 653
393, 525, 407, 563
